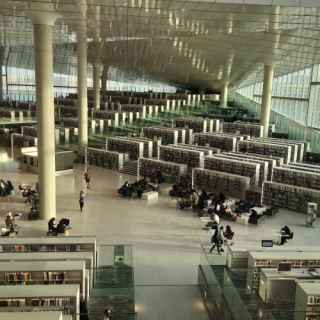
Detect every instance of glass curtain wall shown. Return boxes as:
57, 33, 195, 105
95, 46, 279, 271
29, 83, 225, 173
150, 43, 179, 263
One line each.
236, 65, 320, 152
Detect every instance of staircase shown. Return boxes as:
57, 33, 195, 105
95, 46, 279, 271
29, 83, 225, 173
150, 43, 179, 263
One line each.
119, 160, 138, 176
87, 265, 135, 320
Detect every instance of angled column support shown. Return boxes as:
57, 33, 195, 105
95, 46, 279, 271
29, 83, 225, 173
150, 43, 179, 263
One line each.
260, 64, 274, 137
220, 82, 229, 108
101, 65, 108, 94
31, 10, 59, 220
77, 33, 88, 147
260, 6, 279, 138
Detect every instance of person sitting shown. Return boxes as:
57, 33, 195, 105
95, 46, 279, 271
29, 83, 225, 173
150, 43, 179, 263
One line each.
224, 225, 234, 245
48, 218, 57, 235
156, 170, 165, 184
198, 190, 209, 210
248, 209, 259, 225
218, 193, 226, 204
280, 225, 294, 245
118, 181, 133, 198
5, 213, 14, 233
56, 218, 71, 234
6, 180, 14, 195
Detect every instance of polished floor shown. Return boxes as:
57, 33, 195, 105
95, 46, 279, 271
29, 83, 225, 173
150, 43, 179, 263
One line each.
0, 153, 319, 320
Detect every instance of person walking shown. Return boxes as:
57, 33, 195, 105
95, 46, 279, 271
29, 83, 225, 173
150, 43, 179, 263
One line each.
209, 225, 224, 254
79, 190, 85, 212
84, 171, 90, 189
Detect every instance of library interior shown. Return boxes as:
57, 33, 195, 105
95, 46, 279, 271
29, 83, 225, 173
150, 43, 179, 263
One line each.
0, 0, 320, 320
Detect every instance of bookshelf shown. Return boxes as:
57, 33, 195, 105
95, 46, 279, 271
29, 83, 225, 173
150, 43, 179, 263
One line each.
252, 137, 308, 162
106, 137, 144, 160
214, 153, 268, 186
258, 268, 319, 305
142, 127, 179, 145
273, 167, 320, 190
175, 117, 208, 133
169, 144, 220, 156
88, 147, 128, 170
192, 168, 250, 199
93, 111, 119, 127
0, 236, 97, 267
138, 158, 187, 182
222, 122, 264, 137
193, 133, 237, 151
247, 251, 320, 293
0, 311, 67, 320
287, 162, 320, 172
159, 145, 205, 169
295, 281, 320, 320
120, 105, 146, 118
262, 181, 320, 214
0, 285, 80, 320
238, 140, 291, 164
227, 152, 278, 180
250, 137, 300, 162
0, 251, 94, 292
0, 261, 86, 301
204, 155, 261, 186
123, 137, 154, 158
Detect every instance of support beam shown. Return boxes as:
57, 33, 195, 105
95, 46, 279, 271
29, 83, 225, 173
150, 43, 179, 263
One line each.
93, 62, 101, 110
77, 34, 88, 147
0, 47, 4, 101
260, 6, 280, 138
31, 10, 59, 220
260, 64, 274, 137
220, 82, 229, 108
101, 65, 108, 94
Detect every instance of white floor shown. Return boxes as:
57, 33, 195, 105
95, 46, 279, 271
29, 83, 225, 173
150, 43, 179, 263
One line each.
1, 154, 319, 320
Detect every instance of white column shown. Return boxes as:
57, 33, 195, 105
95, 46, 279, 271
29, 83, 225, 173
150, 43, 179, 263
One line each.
260, 6, 279, 138
31, 11, 59, 220
101, 65, 108, 94
260, 64, 274, 137
93, 62, 101, 110
220, 82, 229, 108
77, 35, 88, 146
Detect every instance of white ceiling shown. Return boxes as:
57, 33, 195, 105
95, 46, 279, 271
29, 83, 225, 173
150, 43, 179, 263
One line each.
0, 0, 320, 90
